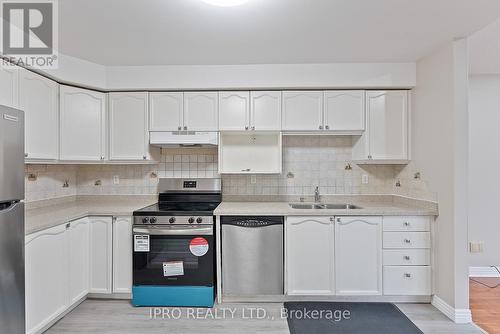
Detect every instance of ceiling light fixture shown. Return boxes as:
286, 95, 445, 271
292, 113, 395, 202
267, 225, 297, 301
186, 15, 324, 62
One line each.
200, 0, 249, 7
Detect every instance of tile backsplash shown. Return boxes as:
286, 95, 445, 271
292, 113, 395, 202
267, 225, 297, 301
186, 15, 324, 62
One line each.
25, 137, 436, 202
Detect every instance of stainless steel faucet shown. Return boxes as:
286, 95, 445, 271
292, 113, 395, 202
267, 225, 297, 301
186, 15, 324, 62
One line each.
314, 186, 320, 203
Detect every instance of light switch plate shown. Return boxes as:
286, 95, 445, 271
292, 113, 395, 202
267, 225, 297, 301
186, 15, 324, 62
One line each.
113, 175, 120, 185
469, 241, 484, 253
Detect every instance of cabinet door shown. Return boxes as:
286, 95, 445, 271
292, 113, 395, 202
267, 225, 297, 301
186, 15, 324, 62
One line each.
324, 91, 365, 131
218, 92, 250, 131
19, 69, 59, 160
149, 92, 183, 131
184, 92, 218, 131
282, 91, 323, 131
109, 92, 149, 160
0, 64, 19, 108
68, 218, 90, 305
89, 217, 113, 294
286, 216, 334, 295
112, 217, 133, 294
250, 91, 281, 131
366, 91, 408, 160
25, 224, 68, 334
60, 86, 106, 161
335, 216, 382, 295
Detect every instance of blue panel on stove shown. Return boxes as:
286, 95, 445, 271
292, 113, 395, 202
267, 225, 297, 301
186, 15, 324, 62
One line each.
132, 285, 214, 307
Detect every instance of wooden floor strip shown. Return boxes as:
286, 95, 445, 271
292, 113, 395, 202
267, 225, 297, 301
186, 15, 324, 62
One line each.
470, 277, 500, 334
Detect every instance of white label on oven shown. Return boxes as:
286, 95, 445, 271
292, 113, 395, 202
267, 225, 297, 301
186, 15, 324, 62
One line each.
189, 237, 209, 257
134, 235, 150, 252
163, 261, 184, 277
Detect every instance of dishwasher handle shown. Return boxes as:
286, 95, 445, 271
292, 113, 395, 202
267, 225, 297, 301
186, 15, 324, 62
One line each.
221, 216, 283, 228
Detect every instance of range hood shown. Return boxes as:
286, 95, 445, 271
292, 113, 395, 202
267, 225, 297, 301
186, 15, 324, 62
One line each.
150, 131, 218, 148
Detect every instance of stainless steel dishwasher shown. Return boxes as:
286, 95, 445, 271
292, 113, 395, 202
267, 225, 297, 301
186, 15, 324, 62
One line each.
221, 216, 284, 296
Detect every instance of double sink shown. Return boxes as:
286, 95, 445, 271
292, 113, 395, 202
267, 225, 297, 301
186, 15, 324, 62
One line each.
289, 203, 363, 210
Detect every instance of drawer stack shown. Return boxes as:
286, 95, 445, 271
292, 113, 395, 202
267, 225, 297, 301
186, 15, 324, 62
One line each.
382, 216, 431, 295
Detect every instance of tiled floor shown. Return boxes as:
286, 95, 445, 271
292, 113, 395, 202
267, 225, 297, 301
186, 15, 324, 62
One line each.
46, 300, 482, 334
470, 277, 500, 333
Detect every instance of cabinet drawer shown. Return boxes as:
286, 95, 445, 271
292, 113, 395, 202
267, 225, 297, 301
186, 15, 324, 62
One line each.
383, 266, 431, 295
383, 216, 430, 232
383, 232, 430, 249
383, 249, 430, 266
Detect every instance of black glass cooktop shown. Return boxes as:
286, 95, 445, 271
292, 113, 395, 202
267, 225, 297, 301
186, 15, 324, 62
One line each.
133, 202, 220, 216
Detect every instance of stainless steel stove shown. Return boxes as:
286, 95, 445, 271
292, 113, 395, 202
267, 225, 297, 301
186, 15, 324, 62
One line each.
131, 178, 221, 308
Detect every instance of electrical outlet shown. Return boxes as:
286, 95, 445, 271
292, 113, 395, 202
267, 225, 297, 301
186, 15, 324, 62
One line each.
250, 175, 257, 184
113, 175, 120, 185
362, 174, 369, 184
469, 241, 484, 253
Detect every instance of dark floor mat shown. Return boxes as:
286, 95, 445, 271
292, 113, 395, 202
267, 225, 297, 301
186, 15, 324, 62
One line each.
284, 302, 423, 334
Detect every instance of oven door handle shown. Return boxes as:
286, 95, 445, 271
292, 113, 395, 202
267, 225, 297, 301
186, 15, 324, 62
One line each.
133, 226, 213, 236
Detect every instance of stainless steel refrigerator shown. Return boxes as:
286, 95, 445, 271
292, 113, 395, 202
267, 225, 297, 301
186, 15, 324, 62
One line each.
0, 105, 25, 333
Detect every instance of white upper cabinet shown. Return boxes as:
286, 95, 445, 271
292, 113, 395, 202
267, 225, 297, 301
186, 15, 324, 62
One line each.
335, 216, 382, 295
352, 90, 409, 163
0, 64, 19, 108
19, 69, 59, 160
218, 91, 250, 131
59, 85, 107, 161
286, 216, 335, 295
149, 92, 183, 131
324, 91, 365, 132
250, 91, 281, 131
184, 92, 218, 131
282, 91, 323, 131
108, 92, 149, 160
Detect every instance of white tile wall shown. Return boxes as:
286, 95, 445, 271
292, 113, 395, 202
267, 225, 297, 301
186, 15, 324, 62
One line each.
24, 139, 436, 202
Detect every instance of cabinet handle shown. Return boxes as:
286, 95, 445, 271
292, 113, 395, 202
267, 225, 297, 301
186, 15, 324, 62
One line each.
404, 273, 412, 278
241, 168, 251, 172
368, 155, 372, 159
336, 218, 341, 223
319, 125, 323, 130
184, 126, 188, 130
100, 156, 104, 160
403, 255, 411, 261
251, 126, 255, 130
178, 126, 182, 130
325, 125, 330, 130
404, 238, 411, 244
403, 222, 410, 227
143, 156, 147, 160
66, 223, 70, 229
330, 217, 334, 222
25, 153, 28, 158
245, 126, 249, 130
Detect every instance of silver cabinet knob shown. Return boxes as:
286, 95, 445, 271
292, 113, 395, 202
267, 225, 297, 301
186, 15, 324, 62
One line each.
404, 238, 411, 244
319, 125, 323, 130
178, 126, 182, 130
403, 255, 411, 261
403, 222, 410, 227
241, 168, 251, 172
100, 156, 104, 160
245, 126, 249, 130
143, 156, 147, 160
251, 126, 255, 130
325, 125, 330, 130
368, 155, 372, 159
184, 126, 188, 130
404, 273, 412, 278
336, 218, 341, 223
25, 153, 28, 158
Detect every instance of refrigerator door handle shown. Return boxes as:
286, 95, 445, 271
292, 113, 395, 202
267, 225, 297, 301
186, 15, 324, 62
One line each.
0, 200, 21, 213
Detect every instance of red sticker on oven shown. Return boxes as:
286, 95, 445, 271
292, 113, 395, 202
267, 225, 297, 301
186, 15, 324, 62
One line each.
189, 237, 209, 257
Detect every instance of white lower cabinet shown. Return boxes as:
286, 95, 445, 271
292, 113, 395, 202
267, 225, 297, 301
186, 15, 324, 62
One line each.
68, 218, 90, 305
89, 217, 113, 294
286, 216, 335, 295
25, 224, 68, 334
335, 216, 382, 295
112, 217, 133, 293
383, 266, 431, 295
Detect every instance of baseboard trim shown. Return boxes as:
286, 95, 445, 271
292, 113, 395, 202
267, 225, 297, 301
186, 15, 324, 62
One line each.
469, 266, 500, 277
431, 295, 472, 324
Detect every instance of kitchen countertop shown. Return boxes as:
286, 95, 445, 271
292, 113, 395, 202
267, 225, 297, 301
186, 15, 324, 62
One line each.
25, 196, 156, 235
214, 200, 438, 217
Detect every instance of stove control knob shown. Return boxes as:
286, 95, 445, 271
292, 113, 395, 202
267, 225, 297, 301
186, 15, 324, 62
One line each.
169, 217, 176, 224
196, 217, 203, 224
150, 217, 157, 224
142, 217, 150, 224
188, 217, 195, 224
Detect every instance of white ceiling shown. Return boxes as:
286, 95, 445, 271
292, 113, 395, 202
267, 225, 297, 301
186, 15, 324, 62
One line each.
59, 0, 500, 66
469, 18, 500, 74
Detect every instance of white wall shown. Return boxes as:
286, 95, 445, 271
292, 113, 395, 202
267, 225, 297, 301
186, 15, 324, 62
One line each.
412, 39, 470, 315
468, 75, 500, 267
